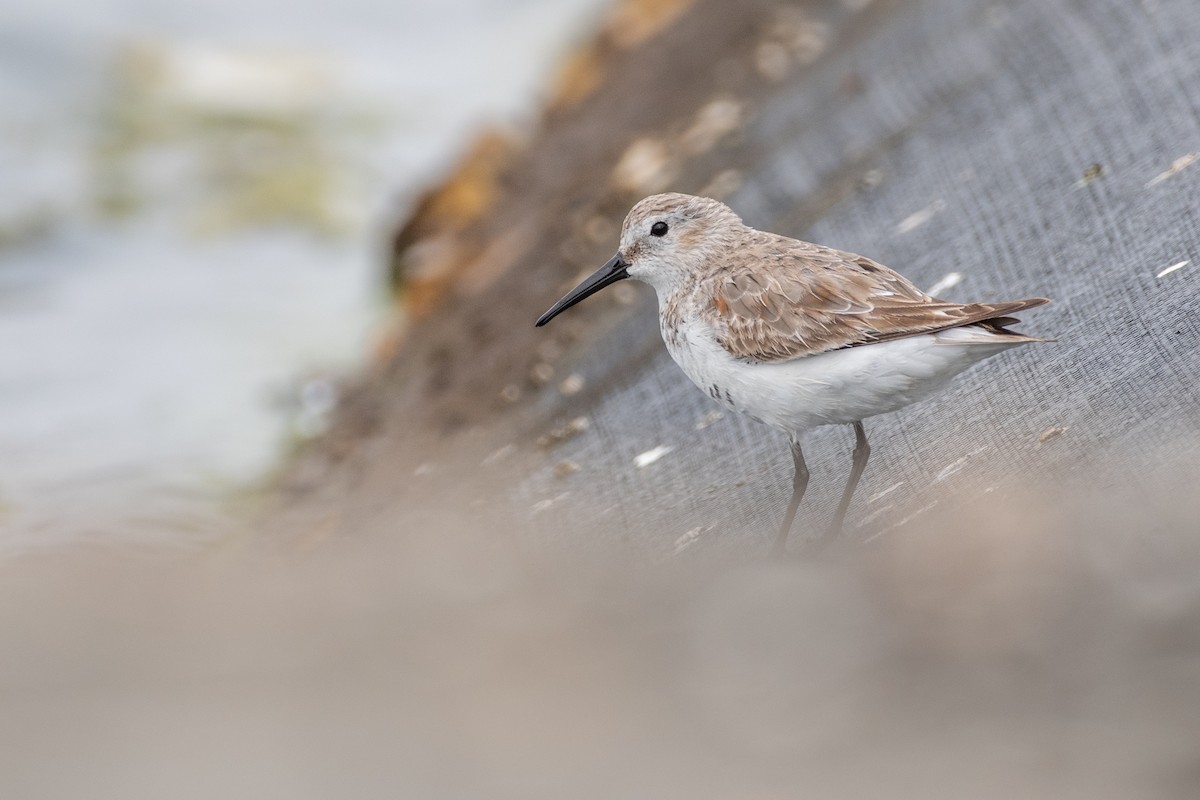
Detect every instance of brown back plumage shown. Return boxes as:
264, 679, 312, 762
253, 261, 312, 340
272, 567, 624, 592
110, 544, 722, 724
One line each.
700, 232, 1048, 363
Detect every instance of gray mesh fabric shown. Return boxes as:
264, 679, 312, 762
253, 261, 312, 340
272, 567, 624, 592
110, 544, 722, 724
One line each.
516, 0, 1200, 556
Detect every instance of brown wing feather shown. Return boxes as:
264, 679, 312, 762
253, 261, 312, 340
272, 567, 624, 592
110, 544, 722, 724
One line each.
706, 237, 1048, 363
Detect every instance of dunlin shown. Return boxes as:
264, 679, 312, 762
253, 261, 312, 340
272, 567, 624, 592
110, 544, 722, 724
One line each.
536, 193, 1048, 555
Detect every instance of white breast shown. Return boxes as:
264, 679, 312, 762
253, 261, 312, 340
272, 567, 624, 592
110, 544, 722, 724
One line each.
662, 316, 1024, 434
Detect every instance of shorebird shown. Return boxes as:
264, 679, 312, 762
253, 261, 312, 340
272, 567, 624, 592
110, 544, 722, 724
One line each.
535, 193, 1048, 555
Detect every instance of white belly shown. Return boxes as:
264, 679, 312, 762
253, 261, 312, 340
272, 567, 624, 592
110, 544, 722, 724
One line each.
662, 317, 1024, 433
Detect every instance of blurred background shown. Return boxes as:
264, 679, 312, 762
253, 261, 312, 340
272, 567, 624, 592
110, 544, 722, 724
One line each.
3, 0, 1200, 797
0, 0, 606, 549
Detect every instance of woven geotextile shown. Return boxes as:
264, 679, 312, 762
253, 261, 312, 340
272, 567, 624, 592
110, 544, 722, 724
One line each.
514, 0, 1200, 556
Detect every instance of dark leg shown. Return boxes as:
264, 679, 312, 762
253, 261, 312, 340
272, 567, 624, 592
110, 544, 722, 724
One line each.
770, 437, 809, 558
814, 421, 870, 550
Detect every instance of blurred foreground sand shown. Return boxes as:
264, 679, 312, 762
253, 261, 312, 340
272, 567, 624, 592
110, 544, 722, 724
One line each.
2, 473, 1198, 798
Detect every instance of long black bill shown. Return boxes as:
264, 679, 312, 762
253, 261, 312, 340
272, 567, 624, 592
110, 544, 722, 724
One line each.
535, 253, 629, 327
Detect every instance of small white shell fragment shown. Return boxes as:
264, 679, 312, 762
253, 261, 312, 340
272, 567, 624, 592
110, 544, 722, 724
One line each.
673, 526, 706, 555
558, 373, 585, 396
481, 444, 516, 466
1072, 163, 1104, 189
857, 503, 893, 527
612, 137, 678, 194
925, 271, 963, 296
868, 481, 904, 503
934, 456, 969, 483
932, 445, 988, 483
1038, 425, 1068, 445
531, 492, 569, 515
1156, 260, 1190, 278
895, 199, 945, 235
536, 416, 590, 449
634, 445, 673, 468
1146, 153, 1198, 188
679, 98, 743, 156
553, 460, 580, 479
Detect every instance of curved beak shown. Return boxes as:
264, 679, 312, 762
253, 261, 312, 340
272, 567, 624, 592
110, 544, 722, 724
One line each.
535, 253, 629, 327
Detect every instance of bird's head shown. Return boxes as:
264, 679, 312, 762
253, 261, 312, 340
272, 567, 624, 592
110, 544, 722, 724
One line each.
535, 193, 743, 326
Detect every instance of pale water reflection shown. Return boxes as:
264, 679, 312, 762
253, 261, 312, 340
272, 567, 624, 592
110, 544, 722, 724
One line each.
0, 0, 607, 549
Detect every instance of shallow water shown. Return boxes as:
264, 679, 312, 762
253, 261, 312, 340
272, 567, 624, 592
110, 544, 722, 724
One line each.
0, 0, 607, 550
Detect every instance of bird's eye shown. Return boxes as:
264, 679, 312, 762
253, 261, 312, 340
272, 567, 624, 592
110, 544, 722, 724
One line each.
650, 221, 669, 237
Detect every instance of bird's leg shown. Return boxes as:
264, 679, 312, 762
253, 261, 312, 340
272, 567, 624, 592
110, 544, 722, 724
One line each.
770, 436, 809, 558
815, 421, 870, 549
